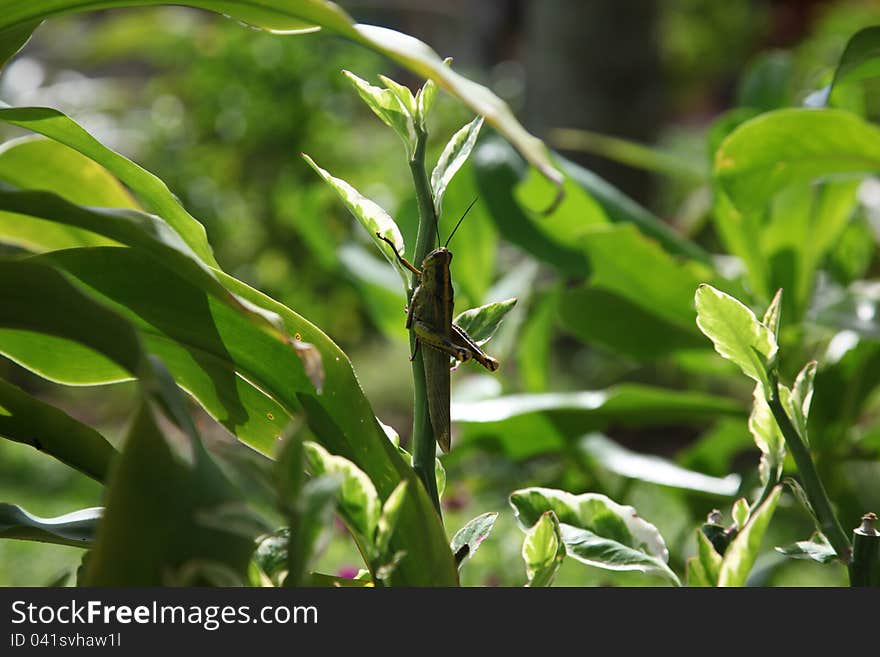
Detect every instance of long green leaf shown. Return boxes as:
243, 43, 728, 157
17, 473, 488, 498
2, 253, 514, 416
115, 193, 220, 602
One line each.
0, 504, 101, 548
8, 248, 455, 585
0, 377, 116, 482
0, 258, 144, 378
0, 136, 132, 252
0, 21, 39, 67
0, 0, 561, 191
452, 384, 744, 460
579, 434, 740, 496
83, 398, 257, 585
0, 105, 218, 266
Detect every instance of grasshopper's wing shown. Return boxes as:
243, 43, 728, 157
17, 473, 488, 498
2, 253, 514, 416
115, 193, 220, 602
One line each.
451, 324, 499, 372
422, 346, 451, 452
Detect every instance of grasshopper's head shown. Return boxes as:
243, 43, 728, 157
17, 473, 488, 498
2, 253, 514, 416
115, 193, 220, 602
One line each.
421, 247, 452, 284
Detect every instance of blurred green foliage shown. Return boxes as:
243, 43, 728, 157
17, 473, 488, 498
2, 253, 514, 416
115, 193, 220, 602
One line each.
3, 1, 880, 587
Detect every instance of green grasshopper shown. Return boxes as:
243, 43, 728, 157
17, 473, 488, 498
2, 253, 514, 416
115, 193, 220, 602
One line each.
377, 201, 498, 452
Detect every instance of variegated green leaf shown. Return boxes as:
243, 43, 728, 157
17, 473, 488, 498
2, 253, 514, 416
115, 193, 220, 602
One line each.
342, 70, 415, 154
302, 442, 380, 545
303, 155, 409, 290
695, 284, 777, 388
718, 485, 782, 587
450, 511, 498, 569
510, 487, 679, 585
522, 510, 565, 587
453, 298, 517, 346
431, 116, 484, 217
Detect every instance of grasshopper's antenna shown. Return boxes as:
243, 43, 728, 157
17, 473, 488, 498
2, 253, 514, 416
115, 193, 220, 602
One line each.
444, 197, 478, 248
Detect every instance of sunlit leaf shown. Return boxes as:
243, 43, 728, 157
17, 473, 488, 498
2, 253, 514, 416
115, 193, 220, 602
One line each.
0, 0, 562, 190
510, 487, 679, 585
522, 510, 565, 587
695, 284, 777, 388
686, 530, 723, 587
431, 116, 483, 217
303, 441, 380, 545
717, 485, 782, 587
342, 70, 415, 154
303, 154, 410, 290
453, 298, 516, 346
579, 434, 740, 496
0, 105, 218, 266
715, 109, 880, 215
450, 511, 498, 569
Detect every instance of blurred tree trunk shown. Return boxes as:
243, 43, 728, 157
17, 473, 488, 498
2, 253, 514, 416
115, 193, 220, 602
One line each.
522, 0, 662, 203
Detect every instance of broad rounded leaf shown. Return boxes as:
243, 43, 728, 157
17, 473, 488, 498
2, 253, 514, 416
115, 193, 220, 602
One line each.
509, 487, 679, 585
695, 284, 777, 387
715, 109, 880, 214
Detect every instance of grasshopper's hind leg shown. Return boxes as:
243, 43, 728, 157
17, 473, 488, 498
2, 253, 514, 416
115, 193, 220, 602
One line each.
412, 321, 472, 363
451, 324, 499, 372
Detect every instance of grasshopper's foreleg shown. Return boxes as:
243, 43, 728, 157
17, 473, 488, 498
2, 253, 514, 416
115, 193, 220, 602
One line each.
451, 324, 500, 372
376, 233, 421, 276
412, 321, 472, 363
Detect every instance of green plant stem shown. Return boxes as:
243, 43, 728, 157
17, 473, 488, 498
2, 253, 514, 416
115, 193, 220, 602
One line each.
765, 379, 851, 564
750, 469, 781, 514
850, 513, 879, 587
408, 128, 441, 517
